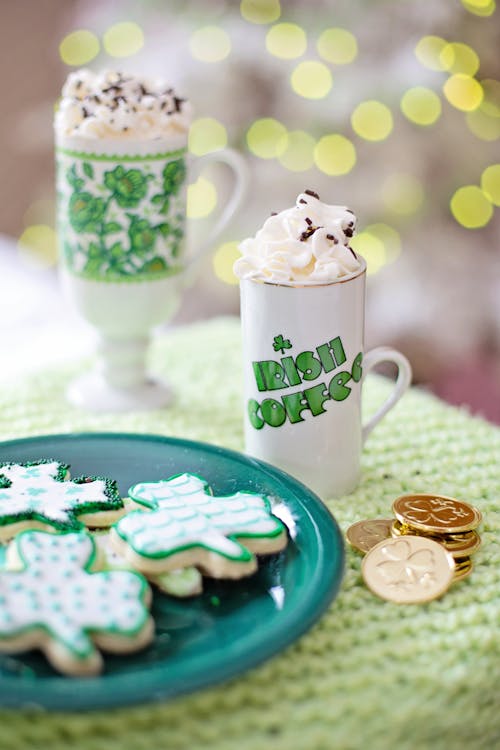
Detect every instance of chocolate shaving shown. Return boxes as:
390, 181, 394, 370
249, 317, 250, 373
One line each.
173, 96, 185, 112
270, 212, 278, 216
304, 189, 320, 200
300, 225, 323, 242
346, 209, 354, 215
298, 198, 307, 204
349, 247, 357, 258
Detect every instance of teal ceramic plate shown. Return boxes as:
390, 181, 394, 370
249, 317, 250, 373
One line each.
0, 433, 344, 711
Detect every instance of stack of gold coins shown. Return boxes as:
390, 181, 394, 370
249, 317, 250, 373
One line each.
346, 494, 482, 604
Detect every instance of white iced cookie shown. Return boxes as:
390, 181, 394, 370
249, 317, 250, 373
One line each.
94, 530, 203, 598
111, 473, 288, 579
0, 460, 126, 542
234, 189, 360, 285
0, 530, 153, 676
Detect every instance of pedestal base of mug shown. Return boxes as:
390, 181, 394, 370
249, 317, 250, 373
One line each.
66, 373, 172, 413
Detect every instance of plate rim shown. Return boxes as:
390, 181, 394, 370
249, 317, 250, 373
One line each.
0, 432, 344, 711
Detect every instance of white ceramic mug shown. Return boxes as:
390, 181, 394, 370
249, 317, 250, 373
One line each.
239, 257, 412, 498
55, 133, 248, 411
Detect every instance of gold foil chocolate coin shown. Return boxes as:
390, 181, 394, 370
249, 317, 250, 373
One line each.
362, 536, 455, 604
390, 520, 481, 558
346, 519, 393, 554
453, 557, 473, 582
392, 494, 482, 535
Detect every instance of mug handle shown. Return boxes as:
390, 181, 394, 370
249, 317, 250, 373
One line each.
186, 148, 249, 270
362, 347, 412, 444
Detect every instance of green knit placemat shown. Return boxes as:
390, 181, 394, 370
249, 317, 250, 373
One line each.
0, 317, 498, 750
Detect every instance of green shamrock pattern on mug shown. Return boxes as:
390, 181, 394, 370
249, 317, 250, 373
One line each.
56, 148, 187, 281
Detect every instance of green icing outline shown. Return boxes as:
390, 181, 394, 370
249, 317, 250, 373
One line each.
0, 461, 123, 531
55, 146, 187, 162
115, 473, 286, 562
0, 529, 151, 661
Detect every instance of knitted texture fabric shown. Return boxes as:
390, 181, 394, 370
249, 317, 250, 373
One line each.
0, 317, 498, 750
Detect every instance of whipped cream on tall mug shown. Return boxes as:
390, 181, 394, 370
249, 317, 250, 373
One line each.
234, 190, 361, 285
235, 191, 412, 497
55, 69, 192, 139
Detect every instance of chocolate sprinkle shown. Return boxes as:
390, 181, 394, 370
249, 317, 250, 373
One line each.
270, 212, 278, 216
299, 199, 307, 204
344, 228, 354, 238
305, 217, 312, 226
300, 225, 323, 242
326, 234, 339, 244
304, 189, 320, 200
349, 247, 357, 258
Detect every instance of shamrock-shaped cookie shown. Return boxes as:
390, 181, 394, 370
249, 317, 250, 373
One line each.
0, 460, 125, 541
111, 473, 288, 579
94, 530, 203, 598
0, 530, 153, 675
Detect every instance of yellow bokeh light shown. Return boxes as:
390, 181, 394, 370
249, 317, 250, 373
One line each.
439, 42, 479, 76
213, 241, 241, 285
278, 130, 315, 172
103, 22, 144, 58
414, 36, 447, 71
59, 30, 100, 66
316, 27, 358, 65
187, 177, 217, 219
290, 61, 333, 99
246, 118, 288, 159
189, 118, 228, 156
400, 87, 441, 126
351, 100, 393, 141
382, 173, 425, 215
364, 223, 401, 263
18, 225, 58, 268
266, 23, 307, 59
450, 185, 493, 228
461, 0, 496, 16
481, 164, 500, 206
240, 0, 281, 24
314, 134, 356, 176
443, 74, 483, 111
466, 109, 500, 141
480, 79, 500, 117
189, 26, 231, 63
349, 233, 386, 275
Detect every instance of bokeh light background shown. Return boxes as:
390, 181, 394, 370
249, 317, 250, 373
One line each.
1, 0, 499, 419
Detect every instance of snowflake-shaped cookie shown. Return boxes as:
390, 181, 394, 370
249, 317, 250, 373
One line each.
111, 473, 288, 579
0, 460, 125, 541
0, 530, 153, 675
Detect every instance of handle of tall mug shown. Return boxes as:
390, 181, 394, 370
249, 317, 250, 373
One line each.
361, 347, 412, 444
184, 149, 249, 283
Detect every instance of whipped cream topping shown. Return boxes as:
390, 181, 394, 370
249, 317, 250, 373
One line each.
55, 69, 191, 139
234, 190, 361, 285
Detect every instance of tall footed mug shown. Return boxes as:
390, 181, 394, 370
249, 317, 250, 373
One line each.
236, 193, 412, 499
55, 71, 247, 412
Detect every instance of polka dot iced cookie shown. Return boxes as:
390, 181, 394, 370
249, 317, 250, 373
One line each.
0, 529, 154, 675
111, 473, 288, 579
0, 460, 126, 541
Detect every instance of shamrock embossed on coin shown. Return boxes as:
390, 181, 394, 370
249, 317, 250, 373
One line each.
392, 494, 482, 535
362, 536, 455, 604
346, 519, 392, 554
